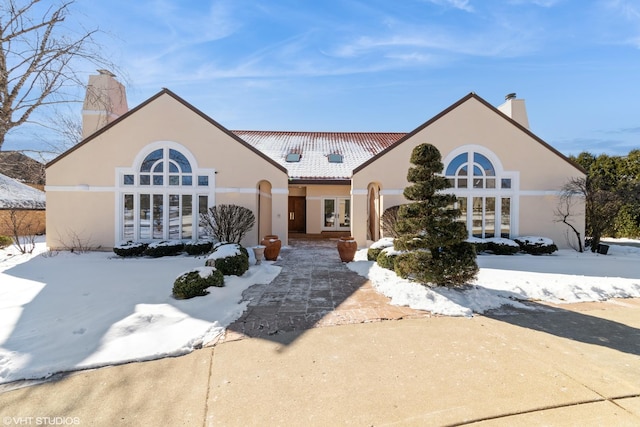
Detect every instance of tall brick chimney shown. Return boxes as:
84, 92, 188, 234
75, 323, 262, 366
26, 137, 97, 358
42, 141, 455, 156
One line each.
81, 70, 128, 139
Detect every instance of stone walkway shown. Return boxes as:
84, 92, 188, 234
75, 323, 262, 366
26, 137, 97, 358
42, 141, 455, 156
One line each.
224, 238, 429, 342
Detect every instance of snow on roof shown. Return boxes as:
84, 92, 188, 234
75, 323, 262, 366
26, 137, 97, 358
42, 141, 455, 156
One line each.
232, 131, 405, 181
0, 172, 46, 209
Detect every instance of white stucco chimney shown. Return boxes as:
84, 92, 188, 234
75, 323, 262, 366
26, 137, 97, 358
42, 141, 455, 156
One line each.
81, 70, 128, 139
497, 92, 529, 129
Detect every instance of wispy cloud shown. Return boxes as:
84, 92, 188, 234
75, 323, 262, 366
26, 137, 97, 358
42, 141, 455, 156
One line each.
423, 0, 474, 12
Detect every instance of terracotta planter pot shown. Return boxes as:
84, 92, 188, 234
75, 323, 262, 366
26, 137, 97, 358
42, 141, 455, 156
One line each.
337, 236, 357, 262
260, 235, 282, 261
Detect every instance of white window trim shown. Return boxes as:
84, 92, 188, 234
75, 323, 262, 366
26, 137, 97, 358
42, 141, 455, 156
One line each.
443, 145, 520, 238
115, 141, 216, 244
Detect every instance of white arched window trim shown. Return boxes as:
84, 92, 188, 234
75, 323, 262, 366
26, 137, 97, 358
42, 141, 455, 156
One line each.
442, 145, 520, 239
115, 141, 216, 243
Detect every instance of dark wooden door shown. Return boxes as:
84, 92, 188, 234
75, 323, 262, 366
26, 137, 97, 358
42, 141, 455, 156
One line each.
288, 196, 306, 233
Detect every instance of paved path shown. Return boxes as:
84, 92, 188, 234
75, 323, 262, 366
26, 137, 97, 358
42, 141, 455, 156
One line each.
225, 238, 428, 343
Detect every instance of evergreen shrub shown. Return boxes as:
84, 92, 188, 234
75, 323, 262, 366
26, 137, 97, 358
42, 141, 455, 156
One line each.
173, 266, 224, 299
515, 236, 558, 255
205, 242, 250, 276
143, 240, 185, 257
0, 235, 12, 249
184, 239, 214, 256
367, 237, 394, 261
376, 246, 401, 271
113, 241, 148, 257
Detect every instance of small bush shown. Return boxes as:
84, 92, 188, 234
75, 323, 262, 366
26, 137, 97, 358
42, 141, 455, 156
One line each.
184, 239, 214, 256
515, 236, 558, 255
173, 266, 224, 299
0, 235, 12, 249
367, 237, 395, 261
205, 242, 250, 276
485, 238, 520, 255
113, 241, 148, 257
143, 240, 185, 257
376, 246, 402, 271
466, 237, 488, 253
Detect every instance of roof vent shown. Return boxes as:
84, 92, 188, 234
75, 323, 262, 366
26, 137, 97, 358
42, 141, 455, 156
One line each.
505, 92, 516, 101
286, 153, 301, 162
328, 153, 343, 163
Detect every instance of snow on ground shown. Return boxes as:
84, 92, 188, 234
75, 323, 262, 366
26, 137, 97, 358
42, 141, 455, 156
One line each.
349, 243, 640, 317
1, 237, 640, 384
0, 239, 280, 384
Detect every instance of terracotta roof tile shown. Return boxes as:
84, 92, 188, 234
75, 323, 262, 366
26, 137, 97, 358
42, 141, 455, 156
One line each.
232, 131, 405, 181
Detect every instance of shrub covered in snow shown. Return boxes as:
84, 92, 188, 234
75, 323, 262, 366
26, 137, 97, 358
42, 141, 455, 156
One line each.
184, 239, 214, 256
515, 236, 558, 255
376, 246, 402, 271
0, 235, 12, 249
485, 238, 521, 255
205, 242, 249, 276
143, 240, 185, 257
367, 237, 395, 261
172, 266, 224, 299
113, 241, 148, 257
466, 237, 488, 253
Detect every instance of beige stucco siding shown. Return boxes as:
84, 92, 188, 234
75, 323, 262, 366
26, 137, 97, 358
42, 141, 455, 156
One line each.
47, 92, 289, 249
352, 96, 586, 248
46, 192, 114, 250
303, 185, 350, 234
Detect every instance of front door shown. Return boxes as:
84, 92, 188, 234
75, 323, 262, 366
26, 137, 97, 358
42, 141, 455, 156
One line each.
288, 196, 306, 233
322, 198, 351, 231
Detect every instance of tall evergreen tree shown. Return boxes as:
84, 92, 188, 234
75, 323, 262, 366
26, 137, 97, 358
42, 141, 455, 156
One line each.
394, 143, 478, 287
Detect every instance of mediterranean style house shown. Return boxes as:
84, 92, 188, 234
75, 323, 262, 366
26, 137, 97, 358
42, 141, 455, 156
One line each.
45, 71, 586, 250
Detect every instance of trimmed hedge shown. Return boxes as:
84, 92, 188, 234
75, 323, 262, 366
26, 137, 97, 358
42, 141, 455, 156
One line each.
376, 246, 401, 271
367, 237, 395, 261
184, 239, 214, 256
205, 242, 250, 276
144, 240, 185, 257
485, 238, 520, 255
113, 241, 149, 257
515, 236, 558, 255
173, 266, 224, 299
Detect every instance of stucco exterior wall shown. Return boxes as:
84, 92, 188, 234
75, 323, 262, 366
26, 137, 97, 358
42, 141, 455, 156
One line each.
47, 92, 289, 250
303, 184, 350, 234
352, 96, 586, 249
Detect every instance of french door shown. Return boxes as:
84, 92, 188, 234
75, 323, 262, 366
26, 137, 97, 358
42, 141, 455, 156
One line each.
322, 198, 351, 231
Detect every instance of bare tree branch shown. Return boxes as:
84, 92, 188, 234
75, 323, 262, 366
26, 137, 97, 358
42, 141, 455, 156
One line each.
0, 0, 122, 150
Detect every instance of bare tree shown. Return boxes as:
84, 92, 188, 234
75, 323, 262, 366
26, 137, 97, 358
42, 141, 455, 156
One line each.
2, 209, 41, 253
560, 177, 621, 252
555, 181, 584, 252
0, 0, 119, 150
200, 204, 255, 244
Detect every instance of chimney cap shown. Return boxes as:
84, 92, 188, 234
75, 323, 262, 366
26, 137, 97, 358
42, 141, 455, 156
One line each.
97, 69, 116, 77
505, 92, 517, 101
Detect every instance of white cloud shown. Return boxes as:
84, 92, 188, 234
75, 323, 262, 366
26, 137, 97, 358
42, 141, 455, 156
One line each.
425, 0, 474, 12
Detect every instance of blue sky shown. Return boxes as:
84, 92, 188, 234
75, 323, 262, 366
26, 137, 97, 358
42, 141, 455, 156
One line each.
7, 0, 640, 157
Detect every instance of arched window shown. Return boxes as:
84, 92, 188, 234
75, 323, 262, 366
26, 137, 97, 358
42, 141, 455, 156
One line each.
444, 147, 516, 239
118, 144, 214, 243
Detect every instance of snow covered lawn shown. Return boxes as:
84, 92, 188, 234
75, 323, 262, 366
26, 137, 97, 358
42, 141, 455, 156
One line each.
349, 240, 640, 317
0, 240, 280, 384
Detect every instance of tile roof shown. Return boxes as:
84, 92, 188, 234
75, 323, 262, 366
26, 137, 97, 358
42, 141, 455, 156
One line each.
232, 131, 406, 181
